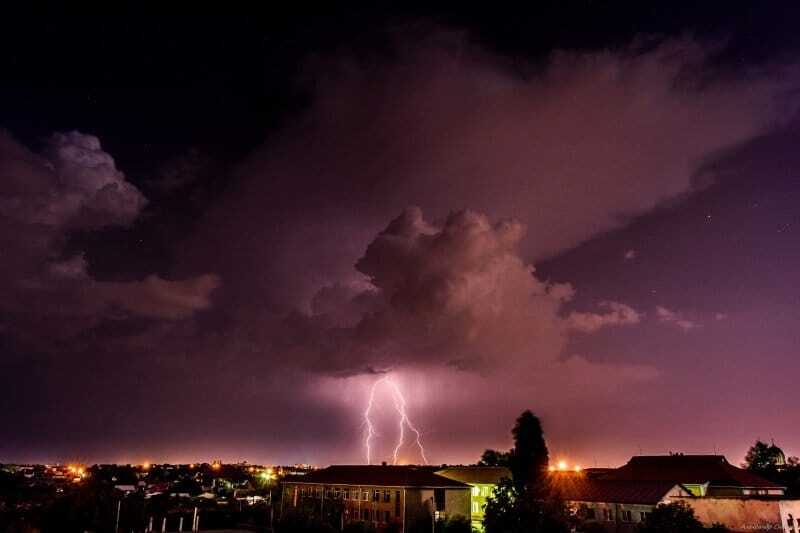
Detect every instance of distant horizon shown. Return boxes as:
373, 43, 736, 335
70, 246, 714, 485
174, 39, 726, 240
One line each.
1, 446, 765, 470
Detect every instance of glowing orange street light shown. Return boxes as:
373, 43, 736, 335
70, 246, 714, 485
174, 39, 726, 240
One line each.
557, 460, 567, 471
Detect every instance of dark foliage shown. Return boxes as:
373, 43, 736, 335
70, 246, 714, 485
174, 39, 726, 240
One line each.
479, 450, 511, 467
277, 508, 337, 533
638, 501, 729, 533
483, 410, 568, 533
744, 440, 800, 497
436, 515, 473, 533
342, 520, 378, 533
508, 411, 549, 493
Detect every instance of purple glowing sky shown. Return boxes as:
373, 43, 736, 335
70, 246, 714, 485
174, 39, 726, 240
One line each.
1, 13, 800, 468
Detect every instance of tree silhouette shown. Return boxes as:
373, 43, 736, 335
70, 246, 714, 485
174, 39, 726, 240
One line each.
639, 501, 729, 533
478, 449, 511, 467
744, 440, 785, 475
483, 411, 568, 533
508, 410, 549, 493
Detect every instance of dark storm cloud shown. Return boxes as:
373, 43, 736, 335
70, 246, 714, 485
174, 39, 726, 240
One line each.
4, 26, 800, 464
187, 34, 796, 313
262, 207, 642, 376
159, 32, 799, 463
0, 130, 219, 350
182, 32, 796, 371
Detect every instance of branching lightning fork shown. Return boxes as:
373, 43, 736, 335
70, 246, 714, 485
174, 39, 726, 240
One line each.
362, 376, 428, 465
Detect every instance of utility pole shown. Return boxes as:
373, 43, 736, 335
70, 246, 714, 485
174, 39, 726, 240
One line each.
401, 489, 406, 533
430, 497, 435, 533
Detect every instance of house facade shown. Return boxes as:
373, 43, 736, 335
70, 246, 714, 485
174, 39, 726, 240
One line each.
554, 476, 693, 531
281, 465, 471, 533
554, 455, 800, 533
436, 466, 511, 531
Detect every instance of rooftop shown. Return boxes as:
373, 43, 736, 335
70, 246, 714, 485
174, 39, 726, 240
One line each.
436, 466, 511, 485
552, 476, 689, 505
601, 455, 781, 489
283, 465, 470, 488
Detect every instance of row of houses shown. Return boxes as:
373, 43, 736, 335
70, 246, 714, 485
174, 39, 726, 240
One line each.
281, 455, 800, 533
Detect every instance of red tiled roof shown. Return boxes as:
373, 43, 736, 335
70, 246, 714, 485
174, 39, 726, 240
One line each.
601, 455, 780, 488
436, 467, 511, 485
283, 465, 470, 488
552, 476, 684, 505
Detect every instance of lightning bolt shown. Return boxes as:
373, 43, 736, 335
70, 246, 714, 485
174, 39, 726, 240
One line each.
363, 377, 383, 466
363, 376, 428, 465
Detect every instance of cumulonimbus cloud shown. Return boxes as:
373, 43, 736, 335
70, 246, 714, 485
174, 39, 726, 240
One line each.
188, 32, 798, 321
263, 207, 645, 378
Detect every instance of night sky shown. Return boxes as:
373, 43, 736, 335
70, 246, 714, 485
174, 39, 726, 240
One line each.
2, 5, 800, 468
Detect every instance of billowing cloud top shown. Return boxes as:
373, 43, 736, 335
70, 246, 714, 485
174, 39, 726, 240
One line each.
269, 207, 644, 378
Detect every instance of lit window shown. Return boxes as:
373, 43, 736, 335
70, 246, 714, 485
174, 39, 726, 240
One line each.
362, 490, 369, 501
373, 490, 380, 502
621, 510, 632, 522
640, 512, 649, 522
384, 489, 391, 502
472, 487, 480, 497
481, 486, 491, 497
343, 489, 350, 500
472, 502, 480, 514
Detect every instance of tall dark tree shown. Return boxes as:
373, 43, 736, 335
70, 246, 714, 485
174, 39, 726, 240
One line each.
508, 410, 549, 492
483, 411, 568, 533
